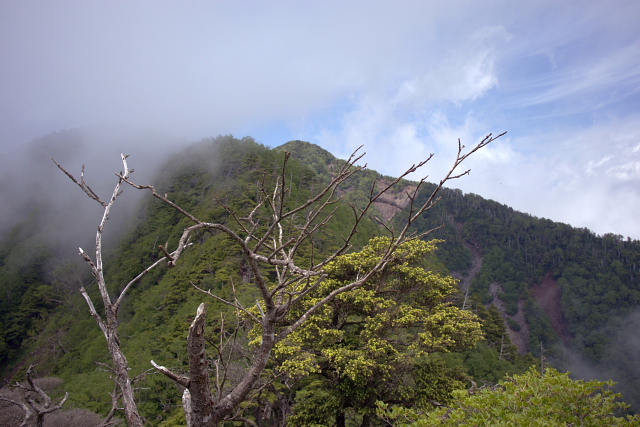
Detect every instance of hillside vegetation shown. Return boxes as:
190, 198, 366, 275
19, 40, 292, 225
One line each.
1, 133, 639, 425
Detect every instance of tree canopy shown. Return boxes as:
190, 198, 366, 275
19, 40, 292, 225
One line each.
276, 237, 484, 426
4, 134, 640, 425
380, 367, 640, 427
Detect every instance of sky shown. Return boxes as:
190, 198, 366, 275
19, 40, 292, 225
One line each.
1, 0, 640, 239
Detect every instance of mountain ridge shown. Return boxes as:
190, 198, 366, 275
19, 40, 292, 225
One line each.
1, 132, 639, 422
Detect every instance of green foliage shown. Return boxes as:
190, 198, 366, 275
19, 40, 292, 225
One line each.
278, 140, 337, 177
0, 223, 59, 368
507, 317, 520, 331
380, 367, 640, 426
288, 379, 343, 427
277, 237, 484, 425
452, 297, 536, 385
462, 342, 532, 385
4, 135, 640, 422
411, 186, 640, 359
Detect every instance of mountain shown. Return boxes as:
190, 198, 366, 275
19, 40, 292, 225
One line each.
1, 133, 639, 424
285, 139, 640, 410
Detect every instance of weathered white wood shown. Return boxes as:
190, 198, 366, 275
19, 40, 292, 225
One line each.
54, 133, 504, 426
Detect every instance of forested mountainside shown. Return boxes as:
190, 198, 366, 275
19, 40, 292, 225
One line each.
1, 133, 639, 425
283, 139, 640, 350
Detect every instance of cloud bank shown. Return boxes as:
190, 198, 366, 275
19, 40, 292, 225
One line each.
1, 0, 640, 238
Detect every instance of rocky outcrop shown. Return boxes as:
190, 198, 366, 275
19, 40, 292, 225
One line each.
530, 274, 572, 346
372, 180, 417, 222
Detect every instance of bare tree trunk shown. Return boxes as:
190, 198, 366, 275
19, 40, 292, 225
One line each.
107, 329, 144, 427
79, 288, 145, 427
58, 133, 504, 426
209, 319, 276, 425
184, 304, 215, 426
55, 155, 181, 427
156, 304, 279, 426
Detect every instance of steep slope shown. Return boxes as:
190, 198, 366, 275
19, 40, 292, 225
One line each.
530, 274, 571, 347
284, 140, 640, 407
283, 140, 640, 361
2, 135, 640, 421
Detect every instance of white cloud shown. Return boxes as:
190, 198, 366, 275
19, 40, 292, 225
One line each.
586, 156, 613, 175
395, 26, 510, 106
2, 0, 640, 239
516, 40, 640, 109
472, 116, 640, 238
309, 23, 512, 183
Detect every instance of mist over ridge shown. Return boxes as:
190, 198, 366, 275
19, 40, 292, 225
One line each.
3, 1, 640, 240
2, 2, 640, 422
0, 125, 190, 248
1, 130, 640, 421
2, 124, 636, 259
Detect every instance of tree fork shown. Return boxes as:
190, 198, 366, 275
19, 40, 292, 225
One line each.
56, 134, 504, 426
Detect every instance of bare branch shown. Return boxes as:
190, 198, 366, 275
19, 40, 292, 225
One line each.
151, 361, 190, 388
114, 248, 184, 309
190, 282, 261, 325
55, 155, 148, 427
96, 382, 122, 427
51, 158, 106, 206
79, 287, 108, 336
59, 133, 503, 426
119, 178, 202, 224
0, 365, 69, 427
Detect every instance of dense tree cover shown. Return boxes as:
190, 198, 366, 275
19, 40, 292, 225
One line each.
379, 367, 640, 426
435, 194, 640, 360
282, 141, 640, 360
282, 142, 640, 364
47, 134, 502, 425
402, 183, 640, 409
281, 139, 640, 414
276, 237, 484, 426
1, 134, 640, 424
0, 210, 89, 376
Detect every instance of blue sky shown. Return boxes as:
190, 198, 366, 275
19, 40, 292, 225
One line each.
1, 0, 640, 238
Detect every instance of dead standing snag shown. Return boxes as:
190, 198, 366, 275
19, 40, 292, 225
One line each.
0, 365, 69, 427
53, 154, 186, 427
55, 133, 504, 426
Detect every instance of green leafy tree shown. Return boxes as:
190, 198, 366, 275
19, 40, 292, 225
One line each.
53, 133, 502, 426
277, 237, 484, 426
380, 367, 640, 426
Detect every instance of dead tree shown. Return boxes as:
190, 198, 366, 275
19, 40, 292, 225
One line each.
52, 155, 180, 427
55, 133, 504, 426
0, 365, 69, 427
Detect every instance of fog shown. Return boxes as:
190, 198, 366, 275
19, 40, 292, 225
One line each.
555, 309, 640, 411
2, 1, 640, 239
0, 125, 187, 259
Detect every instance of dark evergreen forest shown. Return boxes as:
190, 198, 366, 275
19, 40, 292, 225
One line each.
1, 133, 639, 426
